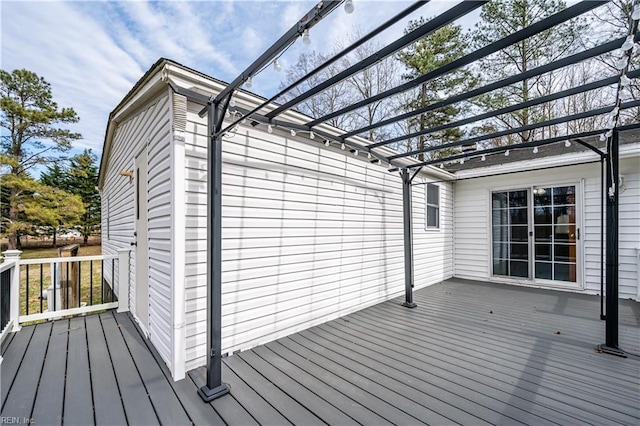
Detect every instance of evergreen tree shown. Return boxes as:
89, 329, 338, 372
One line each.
66, 149, 100, 245
0, 69, 80, 249
471, 0, 586, 144
397, 19, 477, 160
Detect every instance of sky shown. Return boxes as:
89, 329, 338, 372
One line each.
1, 0, 469, 164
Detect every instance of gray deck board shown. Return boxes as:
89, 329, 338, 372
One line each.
115, 312, 192, 426
1, 325, 34, 410
1, 279, 639, 425
355, 303, 635, 424
252, 344, 392, 425
31, 321, 68, 425
86, 314, 127, 426
363, 298, 640, 422
238, 349, 357, 425
313, 321, 561, 426
219, 360, 292, 426
1, 322, 50, 419
264, 339, 403, 425
100, 312, 159, 425
224, 354, 325, 426
290, 330, 477, 425
139, 320, 226, 426
189, 367, 259, 426
63, 317, 94, 426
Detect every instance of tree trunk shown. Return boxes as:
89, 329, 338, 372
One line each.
84, 234, 88, 246
52, 230, 57, 247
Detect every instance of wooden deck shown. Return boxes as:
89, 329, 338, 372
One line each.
1, 278, 639, 425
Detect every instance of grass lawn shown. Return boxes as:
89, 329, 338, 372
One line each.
17, 245, 113, 316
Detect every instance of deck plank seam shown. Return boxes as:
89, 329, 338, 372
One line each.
84, 316, 98, 426
98, 313, 130, 426
61, 320, 70, 425
111, 312, 163, 425
249, 344, 363, 425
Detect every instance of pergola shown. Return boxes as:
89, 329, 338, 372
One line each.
181, 0, 640, 401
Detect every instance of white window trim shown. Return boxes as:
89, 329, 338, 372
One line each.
425, 182, 440, 231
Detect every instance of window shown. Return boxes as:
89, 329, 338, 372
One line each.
426, 183, 440, 229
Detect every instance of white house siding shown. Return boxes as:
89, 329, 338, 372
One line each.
182, 100, 453, 371
453, 159, 640, 300
101, 91, 174, 370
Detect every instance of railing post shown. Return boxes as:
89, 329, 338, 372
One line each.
3, 250, 22, 332
117, 249, 131, 313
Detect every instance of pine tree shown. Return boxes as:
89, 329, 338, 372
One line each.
471, 0, 586, 144
66, 149, 100, 245
0, 69, 81, 249
397, 19, 477, 160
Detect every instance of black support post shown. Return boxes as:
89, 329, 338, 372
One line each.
401, 169, 417, 308
199, 102, 230, 401
598, 130, 625, 357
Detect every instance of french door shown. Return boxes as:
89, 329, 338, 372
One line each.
492, 185, 579, 285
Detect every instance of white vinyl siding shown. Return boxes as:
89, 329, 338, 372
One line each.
183, 100, 453, 371
454, 159, 639, 300
101, 91, 174, 370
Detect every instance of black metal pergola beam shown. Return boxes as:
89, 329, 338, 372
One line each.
372, 50, 638, 150
405, 121, 640, 169
390, 98, 640, 163
357, 35, 633, 144
266, 1, 488, 120
308, 0, 607, 129
213, 1, 342, 106
218, 1, 428, 135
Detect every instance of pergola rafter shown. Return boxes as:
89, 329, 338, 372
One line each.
198, 0, 639, 401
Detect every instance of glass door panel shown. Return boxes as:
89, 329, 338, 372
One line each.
533, 186, 577, 283
492, 190, 530, 278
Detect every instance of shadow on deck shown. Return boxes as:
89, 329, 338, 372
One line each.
2, 278, 639, 425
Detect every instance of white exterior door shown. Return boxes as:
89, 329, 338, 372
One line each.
135, 150, 149, 333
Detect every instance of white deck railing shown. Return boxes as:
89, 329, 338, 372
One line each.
0, 249, 130, 335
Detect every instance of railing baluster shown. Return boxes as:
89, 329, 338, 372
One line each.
90, 260, 93, 306
111, 259, 115, 303
25, 264, 29, 316
78, 261, 82, 308
53, 263, 57, 312
66, 262, 70, 309
40, 263, 43, 313
101, 259, 104, 304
